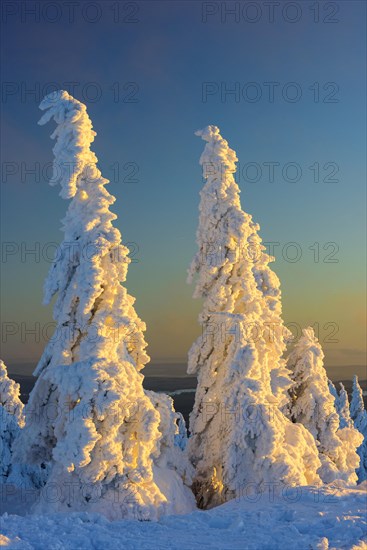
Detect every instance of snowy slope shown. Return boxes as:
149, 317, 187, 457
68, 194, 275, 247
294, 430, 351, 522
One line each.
1, 483, 366, 549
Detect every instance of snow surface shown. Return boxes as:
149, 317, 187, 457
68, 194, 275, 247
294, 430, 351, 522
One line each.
1, 483, 366, 549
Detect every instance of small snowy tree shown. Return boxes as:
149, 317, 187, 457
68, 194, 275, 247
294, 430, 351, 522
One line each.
328, 380, 338, 403
12, 91, 194, 519
350, 376, 365, 422
174, 412, 188, 451
337, 383, 354, 429
0, 360, 24, 481
287, 328, 363, 484
350, 376, 367, 482
187, 126, 321, 509
329, 380, 354, 429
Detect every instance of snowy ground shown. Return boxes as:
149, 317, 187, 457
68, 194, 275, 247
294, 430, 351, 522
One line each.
1, 483, 366, 549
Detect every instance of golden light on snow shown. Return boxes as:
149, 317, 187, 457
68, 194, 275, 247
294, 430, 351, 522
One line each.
105, 315, 114, 327
0, 534, 11, 546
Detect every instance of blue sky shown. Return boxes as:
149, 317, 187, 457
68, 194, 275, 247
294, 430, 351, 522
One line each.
1, 1, 366, 377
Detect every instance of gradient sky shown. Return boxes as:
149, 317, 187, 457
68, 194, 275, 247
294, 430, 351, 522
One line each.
1, 1, 366, 378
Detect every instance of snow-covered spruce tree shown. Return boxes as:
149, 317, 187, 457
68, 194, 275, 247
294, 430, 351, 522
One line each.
0, 360, 24, 481
350, 376, 365, 422
328, 380, 338, 403
174, 412, 188, 451
350, 376, 367, 482
287, 328, 362, 484
187, 125, 321, 509
12, 91, 194, 519
328, 380, 353, 429
337, 383, 354, 429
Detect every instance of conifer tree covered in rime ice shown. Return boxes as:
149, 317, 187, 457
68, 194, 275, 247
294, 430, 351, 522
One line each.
350, 376, 367, 482
337, 383, 354, 429
0, 360, 24, 481
187, 125, 321, 509
12, 91, 194, 519
287, 328, 363, 484
328, 380, 338, 403
328, 380, 353, 429
350, 376, 365, 422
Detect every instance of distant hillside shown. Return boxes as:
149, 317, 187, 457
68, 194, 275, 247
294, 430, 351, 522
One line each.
9, 372, 366, 428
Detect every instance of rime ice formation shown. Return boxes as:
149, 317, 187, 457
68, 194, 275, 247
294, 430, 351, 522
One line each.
350, 376, 367, 482
0, 360, 24, 481
287, 328, 363, 484
337, 383, 354, 429
12, 91, 194, 519
328, 381, 354, 429
328, 380, 338, 402
187, 126, 321, 508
